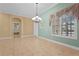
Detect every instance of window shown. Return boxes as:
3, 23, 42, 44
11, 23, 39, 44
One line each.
59, 12, 77, 39
49, 4, 79, 39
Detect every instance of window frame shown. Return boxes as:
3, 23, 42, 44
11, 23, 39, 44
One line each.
51, 14, 77, 40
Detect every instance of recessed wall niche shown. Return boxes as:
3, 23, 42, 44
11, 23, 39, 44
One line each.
12, 18, 21, 38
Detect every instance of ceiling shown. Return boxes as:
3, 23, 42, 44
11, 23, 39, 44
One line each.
0, 3, 57, 18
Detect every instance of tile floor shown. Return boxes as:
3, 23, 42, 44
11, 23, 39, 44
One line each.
0, 36, 79, 56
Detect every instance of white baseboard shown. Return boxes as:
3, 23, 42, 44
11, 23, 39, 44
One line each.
0, 37, 11, 40
38, 36, 79, 50
22, 35, 34, 38
0, 35, 34, 40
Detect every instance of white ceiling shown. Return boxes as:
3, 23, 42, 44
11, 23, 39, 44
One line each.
0, 3, 57, 18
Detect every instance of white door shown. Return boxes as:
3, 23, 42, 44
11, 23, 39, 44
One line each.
34, 22, 39, 37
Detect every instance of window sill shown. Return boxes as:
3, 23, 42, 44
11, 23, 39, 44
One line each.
51, 34, 77, 40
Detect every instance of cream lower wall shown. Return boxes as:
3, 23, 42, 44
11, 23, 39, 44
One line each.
0, 13, 33, 38
22, 17, 33, 35
0, 13, 10, 37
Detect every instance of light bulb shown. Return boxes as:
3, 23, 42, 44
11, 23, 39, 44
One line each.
32, 16, 42, 22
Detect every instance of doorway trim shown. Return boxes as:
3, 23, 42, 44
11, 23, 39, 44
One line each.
10, 16, 23, 38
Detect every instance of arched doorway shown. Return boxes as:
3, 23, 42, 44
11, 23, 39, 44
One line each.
12, 18, 21, 38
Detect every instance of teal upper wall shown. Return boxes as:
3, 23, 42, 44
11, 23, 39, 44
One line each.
39, 3, 79, 47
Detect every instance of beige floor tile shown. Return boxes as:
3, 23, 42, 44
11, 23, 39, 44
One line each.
0, 36, 79, 56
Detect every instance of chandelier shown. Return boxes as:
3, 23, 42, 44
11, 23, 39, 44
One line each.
32, 3, 42, 23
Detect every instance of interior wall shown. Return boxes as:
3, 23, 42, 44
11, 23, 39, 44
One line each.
0, 13, 10, 38
39, 3, 79, 47
22, 17, 33, 36
0, 13, 33, 38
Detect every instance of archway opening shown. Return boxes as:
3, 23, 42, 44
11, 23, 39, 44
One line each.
12, 18, 21, 38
